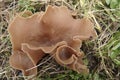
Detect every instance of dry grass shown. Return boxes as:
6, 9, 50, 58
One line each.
0, 0, 120, 80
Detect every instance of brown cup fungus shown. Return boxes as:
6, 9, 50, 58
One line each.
8, 5, 97, 76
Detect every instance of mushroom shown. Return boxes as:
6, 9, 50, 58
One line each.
8, 5, 97, 76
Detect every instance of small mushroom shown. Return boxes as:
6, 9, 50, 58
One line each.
8, 5, 97, 76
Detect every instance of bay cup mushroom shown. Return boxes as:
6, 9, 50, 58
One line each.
8, 5, 97, 76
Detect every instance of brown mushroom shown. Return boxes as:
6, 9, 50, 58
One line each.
8, 5, 97, 76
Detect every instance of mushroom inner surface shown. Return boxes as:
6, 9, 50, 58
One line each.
59, 47, 74, 61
